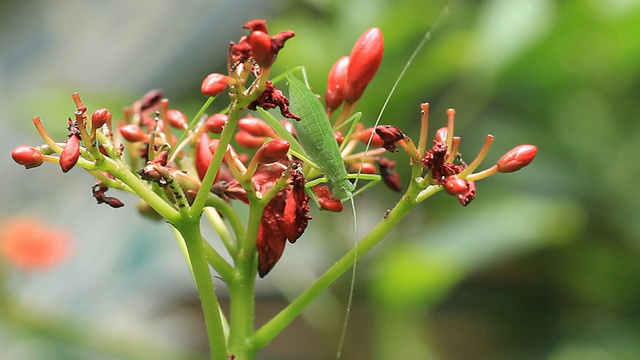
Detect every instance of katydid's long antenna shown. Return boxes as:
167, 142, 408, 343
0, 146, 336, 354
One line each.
356, 6, 451, 188
336, 7, 450, 359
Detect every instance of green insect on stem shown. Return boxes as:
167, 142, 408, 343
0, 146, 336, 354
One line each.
286, 72, 354, 201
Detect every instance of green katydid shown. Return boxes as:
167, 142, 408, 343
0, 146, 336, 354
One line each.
258, 71, 381, 205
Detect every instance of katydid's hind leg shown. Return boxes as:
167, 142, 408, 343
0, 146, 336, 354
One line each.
346, 173, 381, 197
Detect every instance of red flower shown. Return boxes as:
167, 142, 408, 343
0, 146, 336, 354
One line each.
0, 217, 72, 271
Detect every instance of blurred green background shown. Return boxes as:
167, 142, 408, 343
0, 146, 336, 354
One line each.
2, 0, 640, 359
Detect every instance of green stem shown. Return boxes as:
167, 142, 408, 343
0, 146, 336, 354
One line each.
175, 219, 228, 360
250, 189, 419, 350
226, 200, 264, 359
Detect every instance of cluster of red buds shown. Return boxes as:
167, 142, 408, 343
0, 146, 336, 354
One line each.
10, 19, 536, 278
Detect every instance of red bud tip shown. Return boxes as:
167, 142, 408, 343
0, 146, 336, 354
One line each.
496, 144, 538, 173
91, 108, 110, 130
119, 124, 147, 142
377, 158, 402, 191
325, 56, 350, 111
358, 127, 385, 147
195, 133, 214, 181
201, 73, 230, 97
60, 135, 81, 173
11, 146, 44, 169
344, 27, 384, 103
235, 130, 267, 149
249, 30, 274, 68
352, 162, 377, 175
243, 19, 268, 33
238, 117, 275, 137
435, 126, 448, 143
312, 185, 344, 212
443, 176, 469, 195
204, 114, 228, 134
333, 131, 344, 145
255, 139, 290, 164
375, 125, 405, 152
166, 109, 188, 130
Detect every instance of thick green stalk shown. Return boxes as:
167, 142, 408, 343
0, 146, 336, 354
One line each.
175, 220, 227, 360
250, 189, 420, 350
226, 200, 264, 360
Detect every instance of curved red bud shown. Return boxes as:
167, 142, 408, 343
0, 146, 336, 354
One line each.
166, 109, 188, 130
195, 133, 214, 181
201, 73, 230, 97
325, 56, 350, 111
255, 139, 290, 164
496, 144, 537, 173
238, 117, 275, 137
249, 30, 274, 68
312, 185, 343, 212
344, 27, 384, 103
60, 135, 81, 173
375, 125, 405, 152
91, 108, 110, 130
442, 176, 469, 195
434, 127, 448, 143
119, 124, 147, 142
11, 146, 44, 169
204, 114, 228, 133
235, 130, 266, 149
358, 127, 385, 147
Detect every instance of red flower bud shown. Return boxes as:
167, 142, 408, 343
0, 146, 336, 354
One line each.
377, 158, 402, 192
166, 109, 188, 130
235, 130, 267, 149
201, 73, 230, 97
238, 117, 275, 137
312, 185, 343, 212
442, 176, 469, 195
255, 139, 290, 164
351, 162, 377, 175
344, 28, 384, 103
204, 114, 228, 133
325, 56, 349, 111
249, 30, 274, 68
195, 133, 214, 181
434, 126, 448, 143
334, 131, 344, 145
375, 125, 405, 152
60, 135, 81, 173
11, 146, 44, 169
496, 144, 537, 173
358, 127, 385, 147
91, 108, 110, 130
119, 124, 147, 142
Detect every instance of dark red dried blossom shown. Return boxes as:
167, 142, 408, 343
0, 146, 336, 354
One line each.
375, 125, 405, 153
456, 180, 476, 206
377, 157, 402, 192
421, 141, 464, 181
248, 81, 301, 120
11, 146, 44, 169
92, 184, 124, 208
